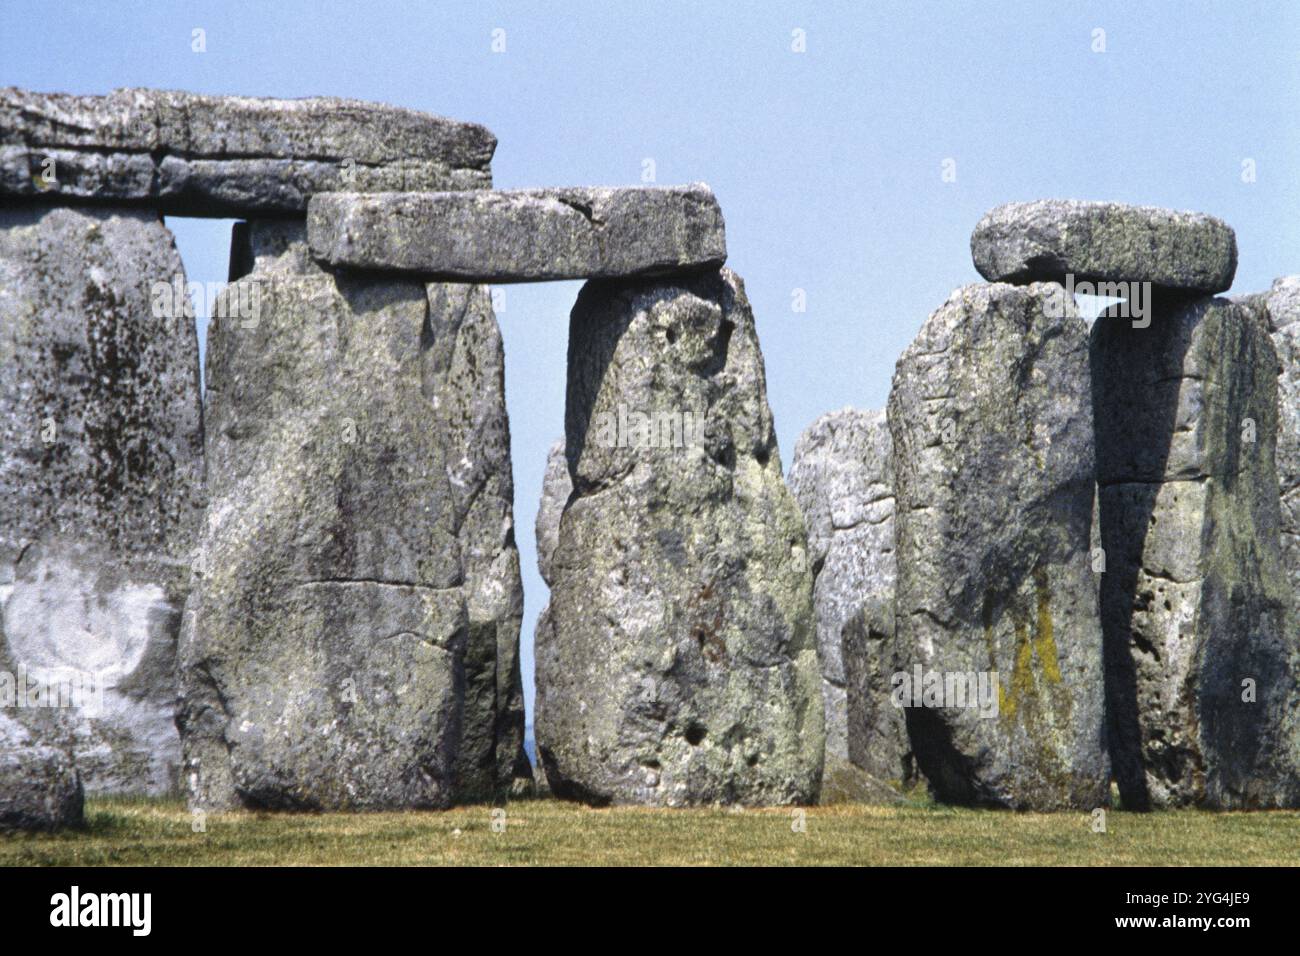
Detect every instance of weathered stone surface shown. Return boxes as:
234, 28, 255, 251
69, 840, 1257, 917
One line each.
888, 282, 1107, 810
178, 221, 526, 810
841, 600, 913, 783
0, 205, 203, 795
1094, 295, 1300, 809
535, 439, 570, 588
1237, 277, 1300, 612
972, 200, 1237, 293
307, 185, 726, 281
0, 87, 495, 216
787, 408, 897, 762
536, 268, 823, 806
0, 712, 83, 831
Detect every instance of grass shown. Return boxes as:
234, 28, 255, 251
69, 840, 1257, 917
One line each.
3, 795, 1299, 865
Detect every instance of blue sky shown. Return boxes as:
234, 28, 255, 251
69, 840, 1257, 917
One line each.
5, 1, 1297, 720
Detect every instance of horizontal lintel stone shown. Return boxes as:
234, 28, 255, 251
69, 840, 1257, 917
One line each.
0, 87, 495, 216
971, 199, 1237, 293
305, 184, 727, 282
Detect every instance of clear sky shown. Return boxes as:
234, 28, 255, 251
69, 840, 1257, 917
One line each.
5, 1, 1297, 722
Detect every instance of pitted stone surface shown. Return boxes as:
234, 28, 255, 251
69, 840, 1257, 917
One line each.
536, 268, 823, 806
1094, 294, 1299, 809
307, 185, 726, 281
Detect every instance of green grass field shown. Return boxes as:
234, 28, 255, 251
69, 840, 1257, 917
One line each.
3, 796, 1298, 866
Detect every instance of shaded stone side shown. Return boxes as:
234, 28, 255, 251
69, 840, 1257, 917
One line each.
0, 205, 203, 795
841, 600, 913, 784
888, 282, 1107, 810
536, 268, 823, 806
178, 222, 524, 810
1093, 295, 1300, 808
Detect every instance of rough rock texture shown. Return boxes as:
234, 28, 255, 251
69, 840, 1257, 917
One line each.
0, 87, 494, 216
1237, 277, 1300, 609
972, 200, 1237, 293
787, 408, 896, 762
0, 205, 203, 795
0, 712, 83, 831
536, 268, 823, 806
535, 439, 571, 588
888, 282, 1107, 810
307, 185, 726, 281
841, 600, 913, 784
1094, 295, 1300, 809
178, 221, 527, 810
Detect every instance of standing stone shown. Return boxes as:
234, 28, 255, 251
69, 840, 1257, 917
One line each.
536, 268, 823, 806
1237, 277, 1300, 610
0, 712, 83, 831
1094, 294, 1300, 808
178, 221, 526, 810
841, 599, 914, 785
0, 205, 203, 795
889, 282, 1107, 810
787, 408, 898, 767
971, 200, 1237, 293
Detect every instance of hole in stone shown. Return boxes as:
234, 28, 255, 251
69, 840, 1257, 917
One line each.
665, 326, 677, 345
746, 753, 759, 767
685, 723, 706, 746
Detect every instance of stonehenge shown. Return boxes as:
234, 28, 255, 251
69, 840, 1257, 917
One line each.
308, 185, 727, 281
0, 87, 494, 215
888, 283, 1107, 810
788, 409, 898, 767
0, 204, 203, 796
972, 200, 1237, 294
2, 83, 1297, 825
535, 270, 823, 806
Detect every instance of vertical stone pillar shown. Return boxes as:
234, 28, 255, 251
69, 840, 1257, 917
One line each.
889, 282, 1107, 810
178, 221, 526, 809
1094, 295, 1299, 808
0, 205, 203, 795
537, 268, 823, 806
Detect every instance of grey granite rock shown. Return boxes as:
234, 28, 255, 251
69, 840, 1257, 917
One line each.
0, 205, 203, 795
971, 200, 1237, 293
0, 712, 83, 831
535, 440, 570, 588
888, 282, 1107, 810
0, 87, 494, 216
536, 268, 823, 806
787, 408, 896, 762
841, 599, 914, 784
1094, 294, 1300, 808
1237, 277, 1300, 614
178, 221, 525, 810
306, 185, 726, 281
